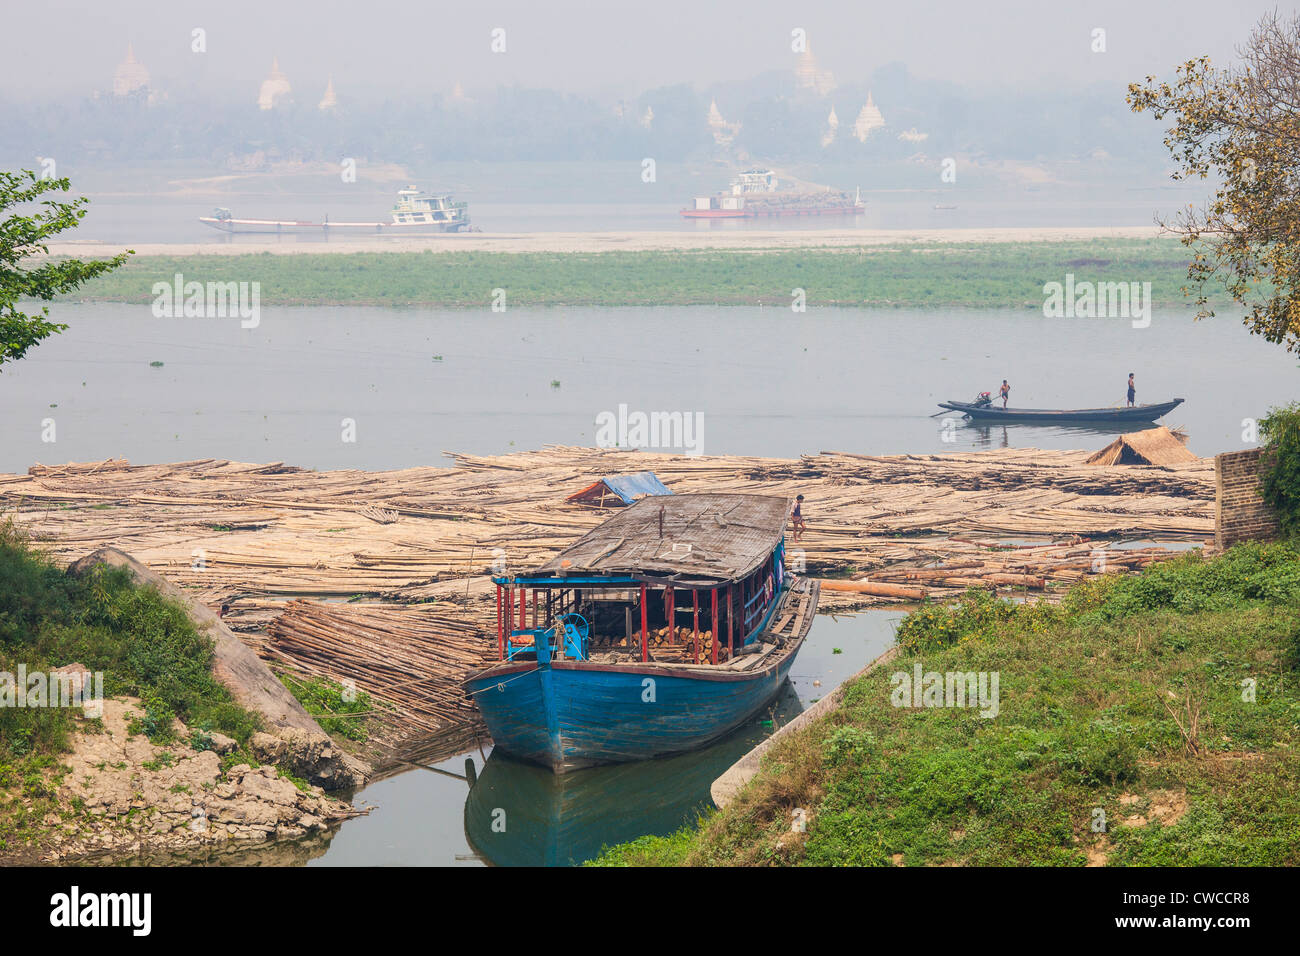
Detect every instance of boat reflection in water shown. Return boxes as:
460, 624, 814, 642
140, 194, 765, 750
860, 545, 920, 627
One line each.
961, 419, 1164, 451
464, 685, 803, 867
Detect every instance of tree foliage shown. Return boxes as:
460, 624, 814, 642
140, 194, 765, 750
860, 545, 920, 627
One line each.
1128, 12, 1300, 350
0, 169, 130, 370
1259, 403, 1300, 537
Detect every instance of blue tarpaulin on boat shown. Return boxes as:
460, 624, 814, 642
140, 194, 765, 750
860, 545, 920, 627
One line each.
566, 471, 673, 506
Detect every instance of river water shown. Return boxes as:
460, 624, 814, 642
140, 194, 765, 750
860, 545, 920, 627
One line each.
2, 303, 1296, 476
166, 609, 900, 868
14, 302, 1294, 866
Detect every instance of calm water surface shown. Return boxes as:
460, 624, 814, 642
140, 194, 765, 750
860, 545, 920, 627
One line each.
304, 609, 903, 867
2, 304, 1295, 474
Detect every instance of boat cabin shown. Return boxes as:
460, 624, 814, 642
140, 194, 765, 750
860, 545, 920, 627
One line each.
492, 494, 792, 668
391, 186, 470, 226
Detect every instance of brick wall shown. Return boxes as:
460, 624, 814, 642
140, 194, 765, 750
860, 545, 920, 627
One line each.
1215, 448, 1281, 549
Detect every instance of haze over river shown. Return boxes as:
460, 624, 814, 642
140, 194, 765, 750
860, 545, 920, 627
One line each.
2, 303, 1294, 475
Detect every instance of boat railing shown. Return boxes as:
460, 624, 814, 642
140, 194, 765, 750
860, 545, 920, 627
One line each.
741, 573, 776, 638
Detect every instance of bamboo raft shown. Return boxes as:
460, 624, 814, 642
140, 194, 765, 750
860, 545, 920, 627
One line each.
264, 600, 495, 739
1, 445, 1215, 749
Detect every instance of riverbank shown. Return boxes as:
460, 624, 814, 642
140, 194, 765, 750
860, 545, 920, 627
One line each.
590, 541, 1300, 866
0, 525, 366, 864
56, 236, 1225, 309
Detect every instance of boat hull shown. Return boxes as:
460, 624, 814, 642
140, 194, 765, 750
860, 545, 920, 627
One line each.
938, 398, 1184, 424
465, 647, 800, 772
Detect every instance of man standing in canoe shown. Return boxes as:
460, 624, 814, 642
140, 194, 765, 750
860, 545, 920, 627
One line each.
1127, 373, 1136, 407
999, 380, 1011, 409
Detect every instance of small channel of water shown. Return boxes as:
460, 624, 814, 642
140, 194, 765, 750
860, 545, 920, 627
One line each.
175, 609, 902, 867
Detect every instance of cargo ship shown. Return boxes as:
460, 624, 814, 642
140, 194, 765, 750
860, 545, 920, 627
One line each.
198, 185, 472, 234
681, 168, 864, 219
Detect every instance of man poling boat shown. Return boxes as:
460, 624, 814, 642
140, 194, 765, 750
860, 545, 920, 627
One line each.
938, 392, 1184, 424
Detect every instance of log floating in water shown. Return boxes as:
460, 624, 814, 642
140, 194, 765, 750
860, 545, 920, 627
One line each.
818, 579, 929, 599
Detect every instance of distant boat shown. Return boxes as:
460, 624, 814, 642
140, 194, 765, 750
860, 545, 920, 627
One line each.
682, 168, 865, 218
463, 494, 819, 773
938, 397, 1185, 424
198, 185, 472, 234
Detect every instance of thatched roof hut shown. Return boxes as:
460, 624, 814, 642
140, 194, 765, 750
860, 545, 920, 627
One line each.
1085, 427, 1198, 466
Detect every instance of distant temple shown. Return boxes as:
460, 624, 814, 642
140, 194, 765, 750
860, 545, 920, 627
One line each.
318, 76, 337, 110
639, 105, 654, 129
707, 99, 741, 147
853, 92, 885, 141
821, 105, 839, 148
795, 43, 836, 96
112, 43, 152, 100
257, 57, 292, 110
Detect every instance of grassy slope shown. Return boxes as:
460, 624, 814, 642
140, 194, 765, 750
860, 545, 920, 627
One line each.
69, 238, 1228, 309
0, 523, 263, 855
591, 542, 1300, 866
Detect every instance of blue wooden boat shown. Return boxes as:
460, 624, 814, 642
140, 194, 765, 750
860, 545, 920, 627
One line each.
463, 494, 819, 773
938, 397, 1184, 424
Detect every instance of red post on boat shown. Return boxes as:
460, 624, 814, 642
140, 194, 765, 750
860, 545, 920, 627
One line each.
727, 584, 734, 656
496, 585, 504, 660
711, 587, 719, 665
518, 587, 526, 629
692, 590, 700, 665
640, 583, 649, 663
532, 590, 538, 628
505, 586, 513, 651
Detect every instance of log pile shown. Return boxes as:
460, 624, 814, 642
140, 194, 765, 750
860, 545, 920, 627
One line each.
1, 445, 1214, 615
0, 445, 1216, 744
815, 539, 1191, 609
263, 601, 495, 738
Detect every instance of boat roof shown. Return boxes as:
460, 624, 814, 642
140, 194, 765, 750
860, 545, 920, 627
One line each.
529, 493, 791, 585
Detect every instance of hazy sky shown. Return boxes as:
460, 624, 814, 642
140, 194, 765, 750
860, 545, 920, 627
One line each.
2, 0, 1296, 102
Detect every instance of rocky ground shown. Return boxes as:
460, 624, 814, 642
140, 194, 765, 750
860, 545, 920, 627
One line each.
33, 697, 367, 864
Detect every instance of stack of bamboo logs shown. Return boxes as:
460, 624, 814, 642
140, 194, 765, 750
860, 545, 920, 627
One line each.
1, 445, 1214, 613
263, 601, 495, 738
0, 444, 1216, 750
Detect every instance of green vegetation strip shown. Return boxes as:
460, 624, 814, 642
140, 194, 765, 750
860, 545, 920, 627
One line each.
70, 239, 1227, 309
591, 542, 1300, 866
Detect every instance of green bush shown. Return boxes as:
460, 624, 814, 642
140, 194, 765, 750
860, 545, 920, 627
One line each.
1259, 403, 1300, 537
278, 673, 371, 741
895, 541, 1300, 654
0, 522, 261, 766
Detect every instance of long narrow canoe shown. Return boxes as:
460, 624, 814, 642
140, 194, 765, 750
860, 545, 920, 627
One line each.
937, 398, 1184, 424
